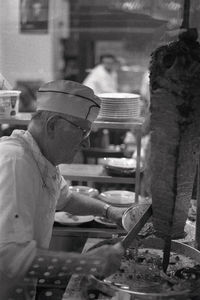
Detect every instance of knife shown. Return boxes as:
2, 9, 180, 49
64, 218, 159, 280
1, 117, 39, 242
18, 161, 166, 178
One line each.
162, 205, 176, 273
121, 204, 152, 249
162, 235, 172, 273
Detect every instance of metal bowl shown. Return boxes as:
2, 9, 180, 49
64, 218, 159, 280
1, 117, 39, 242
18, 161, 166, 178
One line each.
122, 203, 153, 235
91, 237, 200, 299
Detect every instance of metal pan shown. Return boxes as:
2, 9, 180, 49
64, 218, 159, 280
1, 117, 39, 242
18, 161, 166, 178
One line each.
90, 237, 200, 299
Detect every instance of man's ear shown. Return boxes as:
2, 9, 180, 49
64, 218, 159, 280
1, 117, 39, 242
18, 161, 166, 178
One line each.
46, 116, 57, 138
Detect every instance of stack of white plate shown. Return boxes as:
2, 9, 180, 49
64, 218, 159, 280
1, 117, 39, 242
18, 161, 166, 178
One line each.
96, 93, 141, 122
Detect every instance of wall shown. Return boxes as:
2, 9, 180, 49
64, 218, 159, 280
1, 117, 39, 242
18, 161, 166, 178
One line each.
0, 0, 70, 87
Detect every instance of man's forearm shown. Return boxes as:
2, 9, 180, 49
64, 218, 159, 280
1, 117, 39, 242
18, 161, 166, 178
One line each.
62, 192, 110, 217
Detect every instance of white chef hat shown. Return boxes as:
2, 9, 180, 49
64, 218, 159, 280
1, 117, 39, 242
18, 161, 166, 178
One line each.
36, 80, 101, 122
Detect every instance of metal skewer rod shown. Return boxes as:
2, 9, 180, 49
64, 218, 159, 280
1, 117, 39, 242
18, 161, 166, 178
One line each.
180, 0, 190, 29
135, 128, 142, 203
195, 153, 200, 250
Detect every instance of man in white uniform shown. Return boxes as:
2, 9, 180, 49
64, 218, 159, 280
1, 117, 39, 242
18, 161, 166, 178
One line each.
83, 54, 118, 147
0, 80, 125, 299
83, 54, 118, 94
0, 72, 12, 90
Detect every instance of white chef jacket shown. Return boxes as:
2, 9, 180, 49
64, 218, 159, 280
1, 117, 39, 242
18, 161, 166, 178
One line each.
0, 130, 71, 250
0, 72, 12, 90
83, 64, 118, 94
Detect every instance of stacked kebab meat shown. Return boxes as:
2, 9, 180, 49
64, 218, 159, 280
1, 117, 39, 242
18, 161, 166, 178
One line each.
148, 29, 200, 239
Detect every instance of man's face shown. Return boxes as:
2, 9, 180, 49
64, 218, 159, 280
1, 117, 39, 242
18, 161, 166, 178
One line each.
49, 115, 91, 165
102, 57, 116, 73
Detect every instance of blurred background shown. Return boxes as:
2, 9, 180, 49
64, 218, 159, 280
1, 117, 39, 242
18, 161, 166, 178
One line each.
1, 0, 200, 98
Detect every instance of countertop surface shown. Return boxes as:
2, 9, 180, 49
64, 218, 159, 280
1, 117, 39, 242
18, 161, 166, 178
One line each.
59, 164, 136, 184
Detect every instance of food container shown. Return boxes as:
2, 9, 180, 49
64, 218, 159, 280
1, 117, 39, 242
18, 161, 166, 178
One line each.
0, 90, 21, 117
89, 237, 200, 300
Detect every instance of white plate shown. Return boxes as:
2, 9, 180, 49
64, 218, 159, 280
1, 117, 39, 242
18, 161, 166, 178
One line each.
98, 93, 140, 99
94, 216, 117, 227
69, 185, 99, 197
98, 190, 136, 206
54, 212, 94, 226
102, 158, 139, 170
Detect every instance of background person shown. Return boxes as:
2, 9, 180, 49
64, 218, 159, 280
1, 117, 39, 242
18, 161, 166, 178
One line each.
140, 70, 150, 119
83, 54, 120, 148
0, 80, 125, 299
0, 72, 12, 90
83, 53, 118, 94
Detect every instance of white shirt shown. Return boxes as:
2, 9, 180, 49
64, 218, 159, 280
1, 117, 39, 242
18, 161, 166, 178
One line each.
0, 130, 71, 250
140, 71, 150, 104
83, 64, 118, 94
0, 73, 12, 90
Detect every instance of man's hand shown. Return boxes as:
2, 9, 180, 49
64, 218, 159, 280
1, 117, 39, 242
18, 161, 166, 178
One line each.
85, 242, 124, 278
106, 206, 127, 227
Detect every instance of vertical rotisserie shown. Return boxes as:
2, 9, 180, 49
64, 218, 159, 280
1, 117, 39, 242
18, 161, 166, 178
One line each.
149, 29, 200, 238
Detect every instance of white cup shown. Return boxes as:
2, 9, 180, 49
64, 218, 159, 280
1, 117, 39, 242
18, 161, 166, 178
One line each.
0, 90, 21, 117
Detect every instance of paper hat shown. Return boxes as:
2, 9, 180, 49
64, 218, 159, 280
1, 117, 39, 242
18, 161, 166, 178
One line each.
36, 80, 101, 122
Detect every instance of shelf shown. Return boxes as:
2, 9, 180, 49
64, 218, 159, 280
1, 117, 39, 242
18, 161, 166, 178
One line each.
94, 118, 144, 129
53, 226, 125, 238
0, 113, 32, 125
0, 115, 144, 129
59, 164, 135, 184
